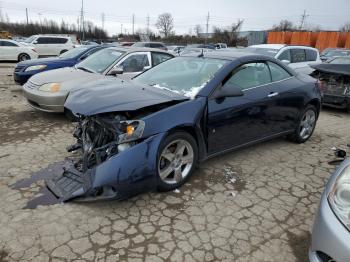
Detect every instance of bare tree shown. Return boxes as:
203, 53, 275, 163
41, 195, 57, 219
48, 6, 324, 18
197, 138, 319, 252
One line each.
155, 13, 174, 37
340, 22, 350, 32
270, 20, 296, 31
212, 19, 244, 46
194, 24, 203, 37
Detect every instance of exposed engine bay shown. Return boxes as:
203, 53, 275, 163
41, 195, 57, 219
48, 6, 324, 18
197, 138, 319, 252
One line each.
45, 101, 185, 201
312, 71, 350, 96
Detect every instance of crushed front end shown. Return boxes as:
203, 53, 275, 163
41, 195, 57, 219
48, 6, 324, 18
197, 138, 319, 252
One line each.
46, 113, 164, 201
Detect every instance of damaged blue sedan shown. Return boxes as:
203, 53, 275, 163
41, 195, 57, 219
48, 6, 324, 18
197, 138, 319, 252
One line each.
46, 51, 322, 201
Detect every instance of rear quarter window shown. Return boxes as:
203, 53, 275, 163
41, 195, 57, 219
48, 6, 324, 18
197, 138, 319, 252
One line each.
291, 49, 306, 63
305, 49, 318, 61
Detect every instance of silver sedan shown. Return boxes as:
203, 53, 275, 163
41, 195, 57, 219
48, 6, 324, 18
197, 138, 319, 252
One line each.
22, 47, 174, 115
309, 158, 350, 262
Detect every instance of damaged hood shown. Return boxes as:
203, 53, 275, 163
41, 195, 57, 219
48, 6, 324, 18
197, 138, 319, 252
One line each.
65, 78, 189, 115
311, 63, 350, 76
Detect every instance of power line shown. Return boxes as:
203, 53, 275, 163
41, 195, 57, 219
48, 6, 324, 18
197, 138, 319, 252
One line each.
146, 14, 150, 34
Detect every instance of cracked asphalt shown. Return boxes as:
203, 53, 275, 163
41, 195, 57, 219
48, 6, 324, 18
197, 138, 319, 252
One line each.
1, 62, 350, 261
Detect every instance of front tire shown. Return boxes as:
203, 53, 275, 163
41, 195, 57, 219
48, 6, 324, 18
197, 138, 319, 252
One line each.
157, 132, 198, 191
18, 53, 30, 61
288, 105, 317, 143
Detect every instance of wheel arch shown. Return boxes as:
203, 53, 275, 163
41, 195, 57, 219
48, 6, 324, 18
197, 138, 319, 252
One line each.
307, 98, 321, 118
165, 124, 206, 162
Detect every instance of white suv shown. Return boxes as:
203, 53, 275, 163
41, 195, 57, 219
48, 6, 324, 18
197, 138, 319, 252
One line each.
247, 44, 322, 75
22, 35, 75, 57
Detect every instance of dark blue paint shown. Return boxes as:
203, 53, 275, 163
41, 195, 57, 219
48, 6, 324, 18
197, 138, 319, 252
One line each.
59, 53, 321, 201
13, 45, 105, 85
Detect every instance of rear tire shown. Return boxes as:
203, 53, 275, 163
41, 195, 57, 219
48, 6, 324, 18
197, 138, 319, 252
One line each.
157, 132, 198, 191
18, 53, 30, 61
288, 105, 317, 143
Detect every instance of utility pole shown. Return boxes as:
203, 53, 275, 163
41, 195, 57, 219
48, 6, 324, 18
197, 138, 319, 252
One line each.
120, 24, 123, 35
299, 9, 309, 30
25, 8, 29, 25
205, 12, 210, 44
132, 14, 135, 35
101, 12, 105, 30
146, 14, 150, 35
38, 13, 43, 33
81, 0, 85, 40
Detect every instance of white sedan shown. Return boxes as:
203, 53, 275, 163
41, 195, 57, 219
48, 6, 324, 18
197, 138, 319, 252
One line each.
0, 39, 38, 61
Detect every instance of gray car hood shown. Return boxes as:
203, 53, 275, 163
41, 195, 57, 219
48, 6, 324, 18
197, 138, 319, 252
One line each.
65, 78, 189, 116
29, 67, 104, 88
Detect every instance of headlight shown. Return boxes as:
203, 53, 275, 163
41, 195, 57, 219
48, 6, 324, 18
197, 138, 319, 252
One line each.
118, 120, 145, 144
328, 165, 350, 231
25, 65, 47, 72
38, 83, 61, 93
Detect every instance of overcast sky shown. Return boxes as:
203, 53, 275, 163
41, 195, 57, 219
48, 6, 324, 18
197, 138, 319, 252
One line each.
1, 0, 350, 36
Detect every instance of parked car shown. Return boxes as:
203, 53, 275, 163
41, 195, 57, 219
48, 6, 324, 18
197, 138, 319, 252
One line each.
167, 45, 186, 55
309, 158, 350, 262
215, 43, 228, 49
320, 48, 350, 62
311, 56, 350, 111
0, 39, 38, 61
44, 51, 321, 201
132, 42, 168, 50
187, 44, 216, 50
81, 41, 98, 46
247, 44, 322, 75
14, 45, 105, 85
22, 47, 174, 115
21, 35, 76, 57
180, 47, 214, 56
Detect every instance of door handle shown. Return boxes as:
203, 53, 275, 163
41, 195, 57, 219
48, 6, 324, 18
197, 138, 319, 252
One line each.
267, 92, 279, 98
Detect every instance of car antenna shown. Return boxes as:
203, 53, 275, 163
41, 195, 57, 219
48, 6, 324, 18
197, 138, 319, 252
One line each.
198, 49, 204, 57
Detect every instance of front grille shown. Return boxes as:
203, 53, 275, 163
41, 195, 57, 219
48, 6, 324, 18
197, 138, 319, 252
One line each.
25, 81, 40, 90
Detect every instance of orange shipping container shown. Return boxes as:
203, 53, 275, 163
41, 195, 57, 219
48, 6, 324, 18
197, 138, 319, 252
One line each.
267, 32, 292, 44
290, 31, 318, 46
345, 33, 350, 49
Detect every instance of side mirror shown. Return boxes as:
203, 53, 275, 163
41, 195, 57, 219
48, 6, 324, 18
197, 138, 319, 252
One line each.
281, 60, 291, 65
108, 66, 124, 76
33, 40, 38, 44
214, 84, 243, 99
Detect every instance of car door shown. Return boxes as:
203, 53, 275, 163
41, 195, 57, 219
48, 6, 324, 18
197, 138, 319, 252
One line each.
115, 52, 151, 78
207, 61, 278, 154
34, 37, 49, 56
265, 61, 304, 133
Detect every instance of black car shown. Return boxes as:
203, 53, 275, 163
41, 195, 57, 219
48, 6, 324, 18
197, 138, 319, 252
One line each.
46, 51, 322, 201
311, 56, 350, 111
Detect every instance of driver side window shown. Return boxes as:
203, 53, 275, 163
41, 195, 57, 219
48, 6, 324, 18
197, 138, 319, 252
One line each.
224, 62, 271, 91
119, 53, 150, 73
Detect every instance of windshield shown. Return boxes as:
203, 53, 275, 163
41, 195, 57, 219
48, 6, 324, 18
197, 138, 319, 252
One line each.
245, 47, 279, 57
59, 47, 89, 59
134, 57, 228, 98
76, 48, 124, 73
24, 35, 37, 43
329, 57, 350, 64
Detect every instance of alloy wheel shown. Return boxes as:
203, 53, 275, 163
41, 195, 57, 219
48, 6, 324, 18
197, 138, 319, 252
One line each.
158, 139, 194, 185
299, 109, 316, 140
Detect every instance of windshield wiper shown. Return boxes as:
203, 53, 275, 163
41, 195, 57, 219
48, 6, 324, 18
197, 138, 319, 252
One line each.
76, 66, 94, 73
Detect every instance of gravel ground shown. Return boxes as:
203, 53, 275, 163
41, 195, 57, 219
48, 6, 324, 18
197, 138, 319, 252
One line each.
0, 62, 349, 261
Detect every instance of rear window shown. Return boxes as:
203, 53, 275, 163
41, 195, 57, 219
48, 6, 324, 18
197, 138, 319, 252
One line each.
305, 49, 317, 61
